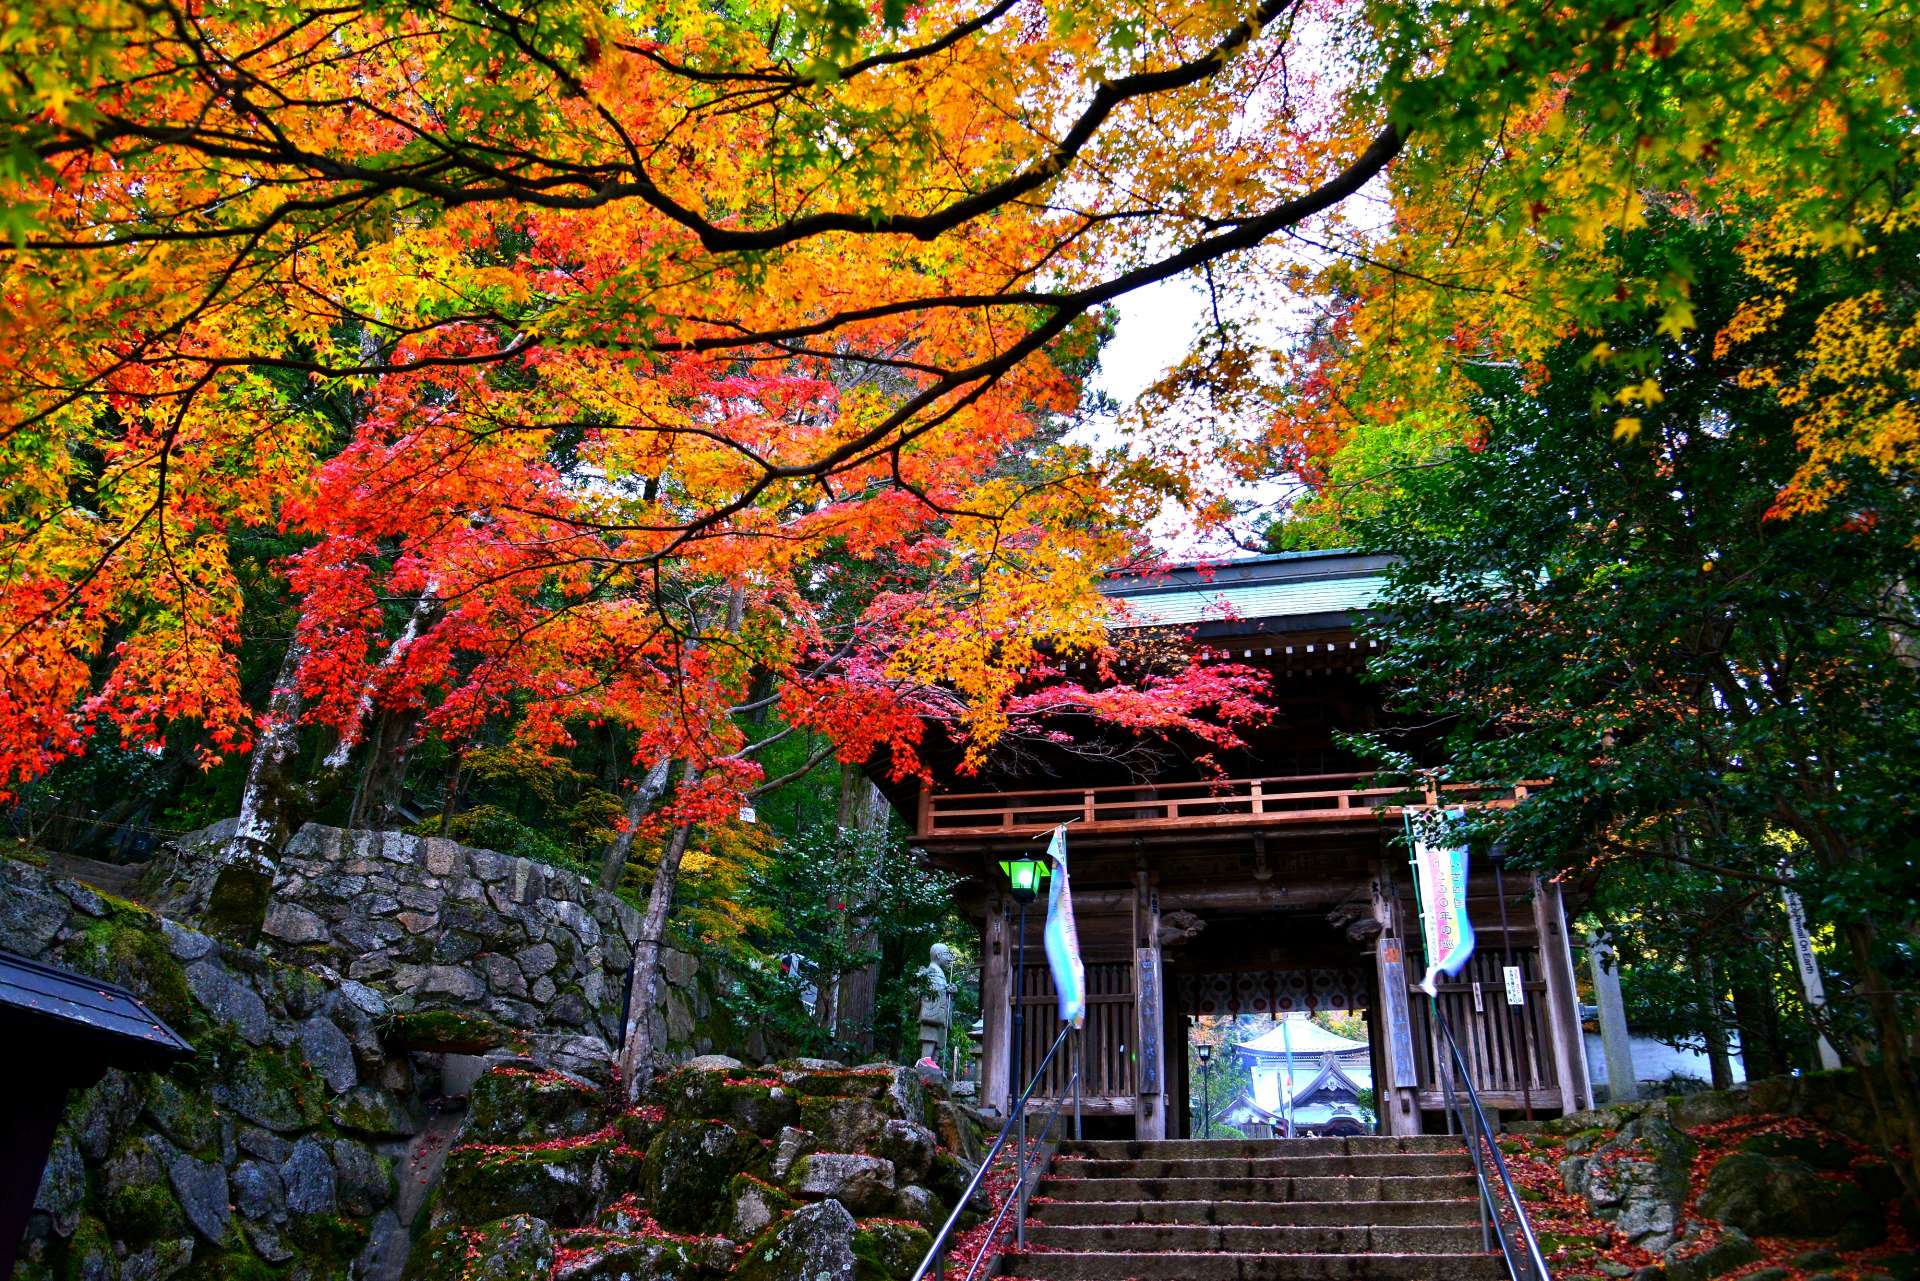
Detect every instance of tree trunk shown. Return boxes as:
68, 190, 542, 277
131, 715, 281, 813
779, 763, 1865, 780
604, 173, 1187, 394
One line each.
1728, 937, 1785, 1079
619, 816, 695, 1099
196, 639, 307, 941
831, 767, 889, 1054
598, 756, 673, 891
437, 750, 466, 836
324, 580, 439, 810
1838, 919, 1920, 1202
1695, 955, 1734, 1090
347, 704, 420, 830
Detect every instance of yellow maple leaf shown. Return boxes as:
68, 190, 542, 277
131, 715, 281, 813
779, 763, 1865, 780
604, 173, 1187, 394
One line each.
1657, 303, 1696, 341
1613, 417, 1643, 443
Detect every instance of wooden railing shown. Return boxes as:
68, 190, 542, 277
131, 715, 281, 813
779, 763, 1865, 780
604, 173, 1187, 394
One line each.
918, 772, 1534, 837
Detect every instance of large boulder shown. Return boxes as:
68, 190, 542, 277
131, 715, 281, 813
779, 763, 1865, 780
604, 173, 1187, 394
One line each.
1698, 1152, 1884, 1247
464, 1063, 609, 1145
786, 1154, 897, 1215
799, 1097, 891, 1152
734, 1201, 858, 1281
1560, 1115, 1694, 1253
642, 1120, 765, 1233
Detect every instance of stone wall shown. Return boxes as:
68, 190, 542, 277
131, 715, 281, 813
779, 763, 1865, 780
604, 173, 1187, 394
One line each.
3, 854, 421, 1281
159, 821, 770, 1076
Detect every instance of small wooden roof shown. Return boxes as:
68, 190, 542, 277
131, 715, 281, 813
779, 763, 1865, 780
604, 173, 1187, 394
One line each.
1105, 551, 1390, 637
0, 948, 194, 1072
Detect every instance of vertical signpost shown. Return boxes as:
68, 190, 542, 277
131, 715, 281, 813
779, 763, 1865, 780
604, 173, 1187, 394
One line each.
1380, 937, 1419, 1090
1781, 883, 1844, 1071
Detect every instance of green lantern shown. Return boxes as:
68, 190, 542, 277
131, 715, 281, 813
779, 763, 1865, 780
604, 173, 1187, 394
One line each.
999, 856, 1051, 903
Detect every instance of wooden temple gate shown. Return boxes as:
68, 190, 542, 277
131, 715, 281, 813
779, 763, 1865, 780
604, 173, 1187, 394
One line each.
885, 551, 1596, 1138
940, 776, 1594, 1138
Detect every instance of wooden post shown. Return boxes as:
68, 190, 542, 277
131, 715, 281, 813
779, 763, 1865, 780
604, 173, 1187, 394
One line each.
1533, 877, 1593, 1112
1371, 864, 1421, 1135
981, 892, 1012, 1118
1134, 862, 1166, 1139
1588, 931, 1638, 1103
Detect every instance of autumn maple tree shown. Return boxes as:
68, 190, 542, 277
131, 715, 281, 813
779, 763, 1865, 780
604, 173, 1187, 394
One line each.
3, 0, 1916, 1084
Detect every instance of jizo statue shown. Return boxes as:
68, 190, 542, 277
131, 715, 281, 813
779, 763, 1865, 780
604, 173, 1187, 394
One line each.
917, 943, 958, 1066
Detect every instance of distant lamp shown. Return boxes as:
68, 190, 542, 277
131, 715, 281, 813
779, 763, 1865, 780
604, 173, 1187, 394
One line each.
997, 855, 1052, 1118
1196, 1042, 1214, 1138
998, 857, 1051, 904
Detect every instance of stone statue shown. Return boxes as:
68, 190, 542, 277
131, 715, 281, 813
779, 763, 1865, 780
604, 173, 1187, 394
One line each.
916, 943, 957, 1066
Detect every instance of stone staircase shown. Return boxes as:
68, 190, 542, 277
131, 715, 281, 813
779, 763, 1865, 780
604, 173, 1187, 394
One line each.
1009, 1136, 1508, 1280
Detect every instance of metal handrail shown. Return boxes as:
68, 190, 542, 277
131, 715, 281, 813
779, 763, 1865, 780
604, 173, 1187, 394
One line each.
909, 1022, 1081, 1281
1431, 1000, 1553, 1281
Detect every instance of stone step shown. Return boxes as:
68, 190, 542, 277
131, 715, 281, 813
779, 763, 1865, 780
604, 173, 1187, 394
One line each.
1036, 1174, 1481, 1203
1057, 1154, 1470, 1179
1001, 1251, 1506, 1280
1059, 1137, 1464, 1160
1031, 1199, 1486, 1229
1023, 1224, 1491, 1254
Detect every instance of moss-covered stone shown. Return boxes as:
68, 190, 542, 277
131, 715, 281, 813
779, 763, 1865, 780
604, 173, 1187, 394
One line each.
1664, 1227, 1761, 1281
549, 1230, 706, 1281
728, 1173, 797, 1240
464, 1065, 607, 1145
785, 1068, 919, 1119
63, 1215, 117, 1281
102, 1138, 187, 1242
284, 1212, 370, 1266
921, 1151, 973, 1212
179, 1248, 281, 1281
143, 1077, 222, 1156
70, 899, 195, 1031
796, 1097, 887, 1152
656, 1068, 798, 1137
1699, 1152, 1884, 1246
328, 1085, 423, 1138
407, 1215, 555, 1281
211, 1041, 326, 1133
381, 1009, 505, 1054
436, 1136, 619, 1229
734, 1202, 857, 1281
642, 1121, 764, 1234
615, 1108, 664, 1152
1735, 1129, 1852, 1172
851, 1220, 932, 1281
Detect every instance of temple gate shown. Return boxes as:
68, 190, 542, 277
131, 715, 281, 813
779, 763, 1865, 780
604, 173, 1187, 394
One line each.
882, 550, 1593, 1137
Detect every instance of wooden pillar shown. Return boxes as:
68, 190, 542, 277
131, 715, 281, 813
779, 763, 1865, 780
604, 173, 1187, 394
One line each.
1588, 930, 1639, 1103
1371, 863, 1421, 1135
1532, 877, 1593, 1112
980, 892, 1012, 1117
1134, 863, 1166, 1139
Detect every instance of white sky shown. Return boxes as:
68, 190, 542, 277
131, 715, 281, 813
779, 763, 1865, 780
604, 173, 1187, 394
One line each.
1082, 276, 1297, 560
